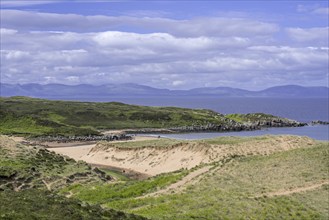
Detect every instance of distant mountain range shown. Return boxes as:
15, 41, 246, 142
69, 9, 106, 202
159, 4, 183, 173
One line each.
0, 83, 328, 99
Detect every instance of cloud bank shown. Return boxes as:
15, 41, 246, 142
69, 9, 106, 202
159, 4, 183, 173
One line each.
1, 7, 328, 90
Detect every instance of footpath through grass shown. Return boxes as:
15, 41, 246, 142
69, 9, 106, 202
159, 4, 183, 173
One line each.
61, 170, 189, 204
98, 142, 329, 219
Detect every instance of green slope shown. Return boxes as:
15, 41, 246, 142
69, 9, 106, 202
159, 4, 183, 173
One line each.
1, 134, 328, 219
0, 189, 146, 220
62, 137, 328, 220
107, 142, 328, 219
0, 135, 111, 191
0, 96, 303, 137
0, 135, 146, 220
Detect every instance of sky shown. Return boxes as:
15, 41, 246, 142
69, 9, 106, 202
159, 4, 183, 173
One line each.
0, 0, 328, 90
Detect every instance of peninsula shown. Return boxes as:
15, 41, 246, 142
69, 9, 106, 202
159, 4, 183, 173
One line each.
0, 96, 307, 138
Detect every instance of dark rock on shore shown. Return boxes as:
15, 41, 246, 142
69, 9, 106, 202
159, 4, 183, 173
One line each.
310, 120, 329, 125
126, 114, 307, 134
30, 134, 133, 143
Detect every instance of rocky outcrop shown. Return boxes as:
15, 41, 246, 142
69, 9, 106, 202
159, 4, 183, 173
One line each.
169, 122, 256, 133
310, 120, 329, 125
250, 118, 306, 128
125, 115, 307, 134
30, 134, 132, 143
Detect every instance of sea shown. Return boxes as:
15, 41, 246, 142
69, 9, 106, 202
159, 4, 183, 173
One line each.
72, 96, 329, 141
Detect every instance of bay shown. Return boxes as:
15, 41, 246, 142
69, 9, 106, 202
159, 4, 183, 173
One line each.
116, 97, 328, 141
62, 96, 329, 140
98, 97, 328, 122
143, 125, 329, 141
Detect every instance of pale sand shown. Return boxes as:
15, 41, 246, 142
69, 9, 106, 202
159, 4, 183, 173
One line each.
51, 144, 95, 160
50, 135, 316, 176
9, 136, 26, 143
10, 135, 317, 177
49, 136, 158, 161
85, 142, 208, 176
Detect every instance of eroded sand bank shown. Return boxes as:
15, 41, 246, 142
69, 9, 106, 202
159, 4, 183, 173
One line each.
49, 135, 316, 176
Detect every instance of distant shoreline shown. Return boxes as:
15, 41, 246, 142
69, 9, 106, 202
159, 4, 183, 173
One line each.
1, 96, 327, 139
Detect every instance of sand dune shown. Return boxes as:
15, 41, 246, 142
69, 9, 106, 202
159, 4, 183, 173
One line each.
50, 135, 316, 176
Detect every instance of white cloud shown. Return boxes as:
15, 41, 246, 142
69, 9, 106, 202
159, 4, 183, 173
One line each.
172, 80, 185, 86
66, 76, 80, 83
286, 27, 329, 44
0, 28, 17, 35
0, 1, 56, 7
297, 4, 329, 15
1, 10, 279, 37
1, 28, 328, 89
0, 9, 328, 89
297, 4, 308, 13
92, 31, 250, 53
312, 7, 329, 15
4, 50, 30, 60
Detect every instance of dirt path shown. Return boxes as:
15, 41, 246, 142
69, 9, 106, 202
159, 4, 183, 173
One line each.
41, 179, 52, 191
140, 165, 213, 198
255, 180, 329, 198
44, 136, 158, 148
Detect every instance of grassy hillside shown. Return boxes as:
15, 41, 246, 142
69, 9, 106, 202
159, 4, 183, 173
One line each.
0, 96, 225, 136
0, 96, 303, 137
0, 189, 146, 220
0, 136, 110, 191
118, 143, 328, 219
64, 139, 329, 219
0, 136, 146, 219
1, 134, 328, 219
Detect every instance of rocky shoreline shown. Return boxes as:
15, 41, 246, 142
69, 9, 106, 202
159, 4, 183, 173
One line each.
29, 134, 132, 144
310, 120, 329, 125
26, 118, 328, 143
126, 117, 308, 134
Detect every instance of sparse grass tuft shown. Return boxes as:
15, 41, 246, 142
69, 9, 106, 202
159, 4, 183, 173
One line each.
104, 138, 186, 149
0, 189, 146, 220
199, 135, 269, 145
62, 170, 188, 204
100, 142, 329, 219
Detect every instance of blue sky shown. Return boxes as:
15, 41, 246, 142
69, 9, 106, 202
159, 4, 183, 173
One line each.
1, 0, 328, 90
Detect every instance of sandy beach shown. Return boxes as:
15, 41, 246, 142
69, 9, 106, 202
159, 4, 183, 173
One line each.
48, 135, 315, 176
48, 135, 158, 161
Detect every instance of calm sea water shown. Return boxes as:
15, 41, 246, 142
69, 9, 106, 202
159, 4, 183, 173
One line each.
142, 125, 329, 141
92, 97, 328, 122
68, 96, 329, 140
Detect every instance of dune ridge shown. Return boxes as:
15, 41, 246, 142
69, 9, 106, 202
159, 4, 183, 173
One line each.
81, 135, 315, 175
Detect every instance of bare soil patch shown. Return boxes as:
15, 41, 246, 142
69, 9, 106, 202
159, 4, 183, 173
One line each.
254, 181, 329, 198
140, 165, 213, 198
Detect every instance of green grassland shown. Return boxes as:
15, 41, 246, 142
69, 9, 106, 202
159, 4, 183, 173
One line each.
0, 96, 295, 137
0, 96, 223, 135
67, 141, 329, 220
100, 168, 131, 181
0, 189, 146, 220
199, 135, 270, 145
0, 136, 109, 191
1, 134, 328, 219
61, 170, 188, 204
0, 136, 147, 219
99, 138, 187, 149
1, 96, 327, 219
226, 112, 293, 124
97, 135, 275, 149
